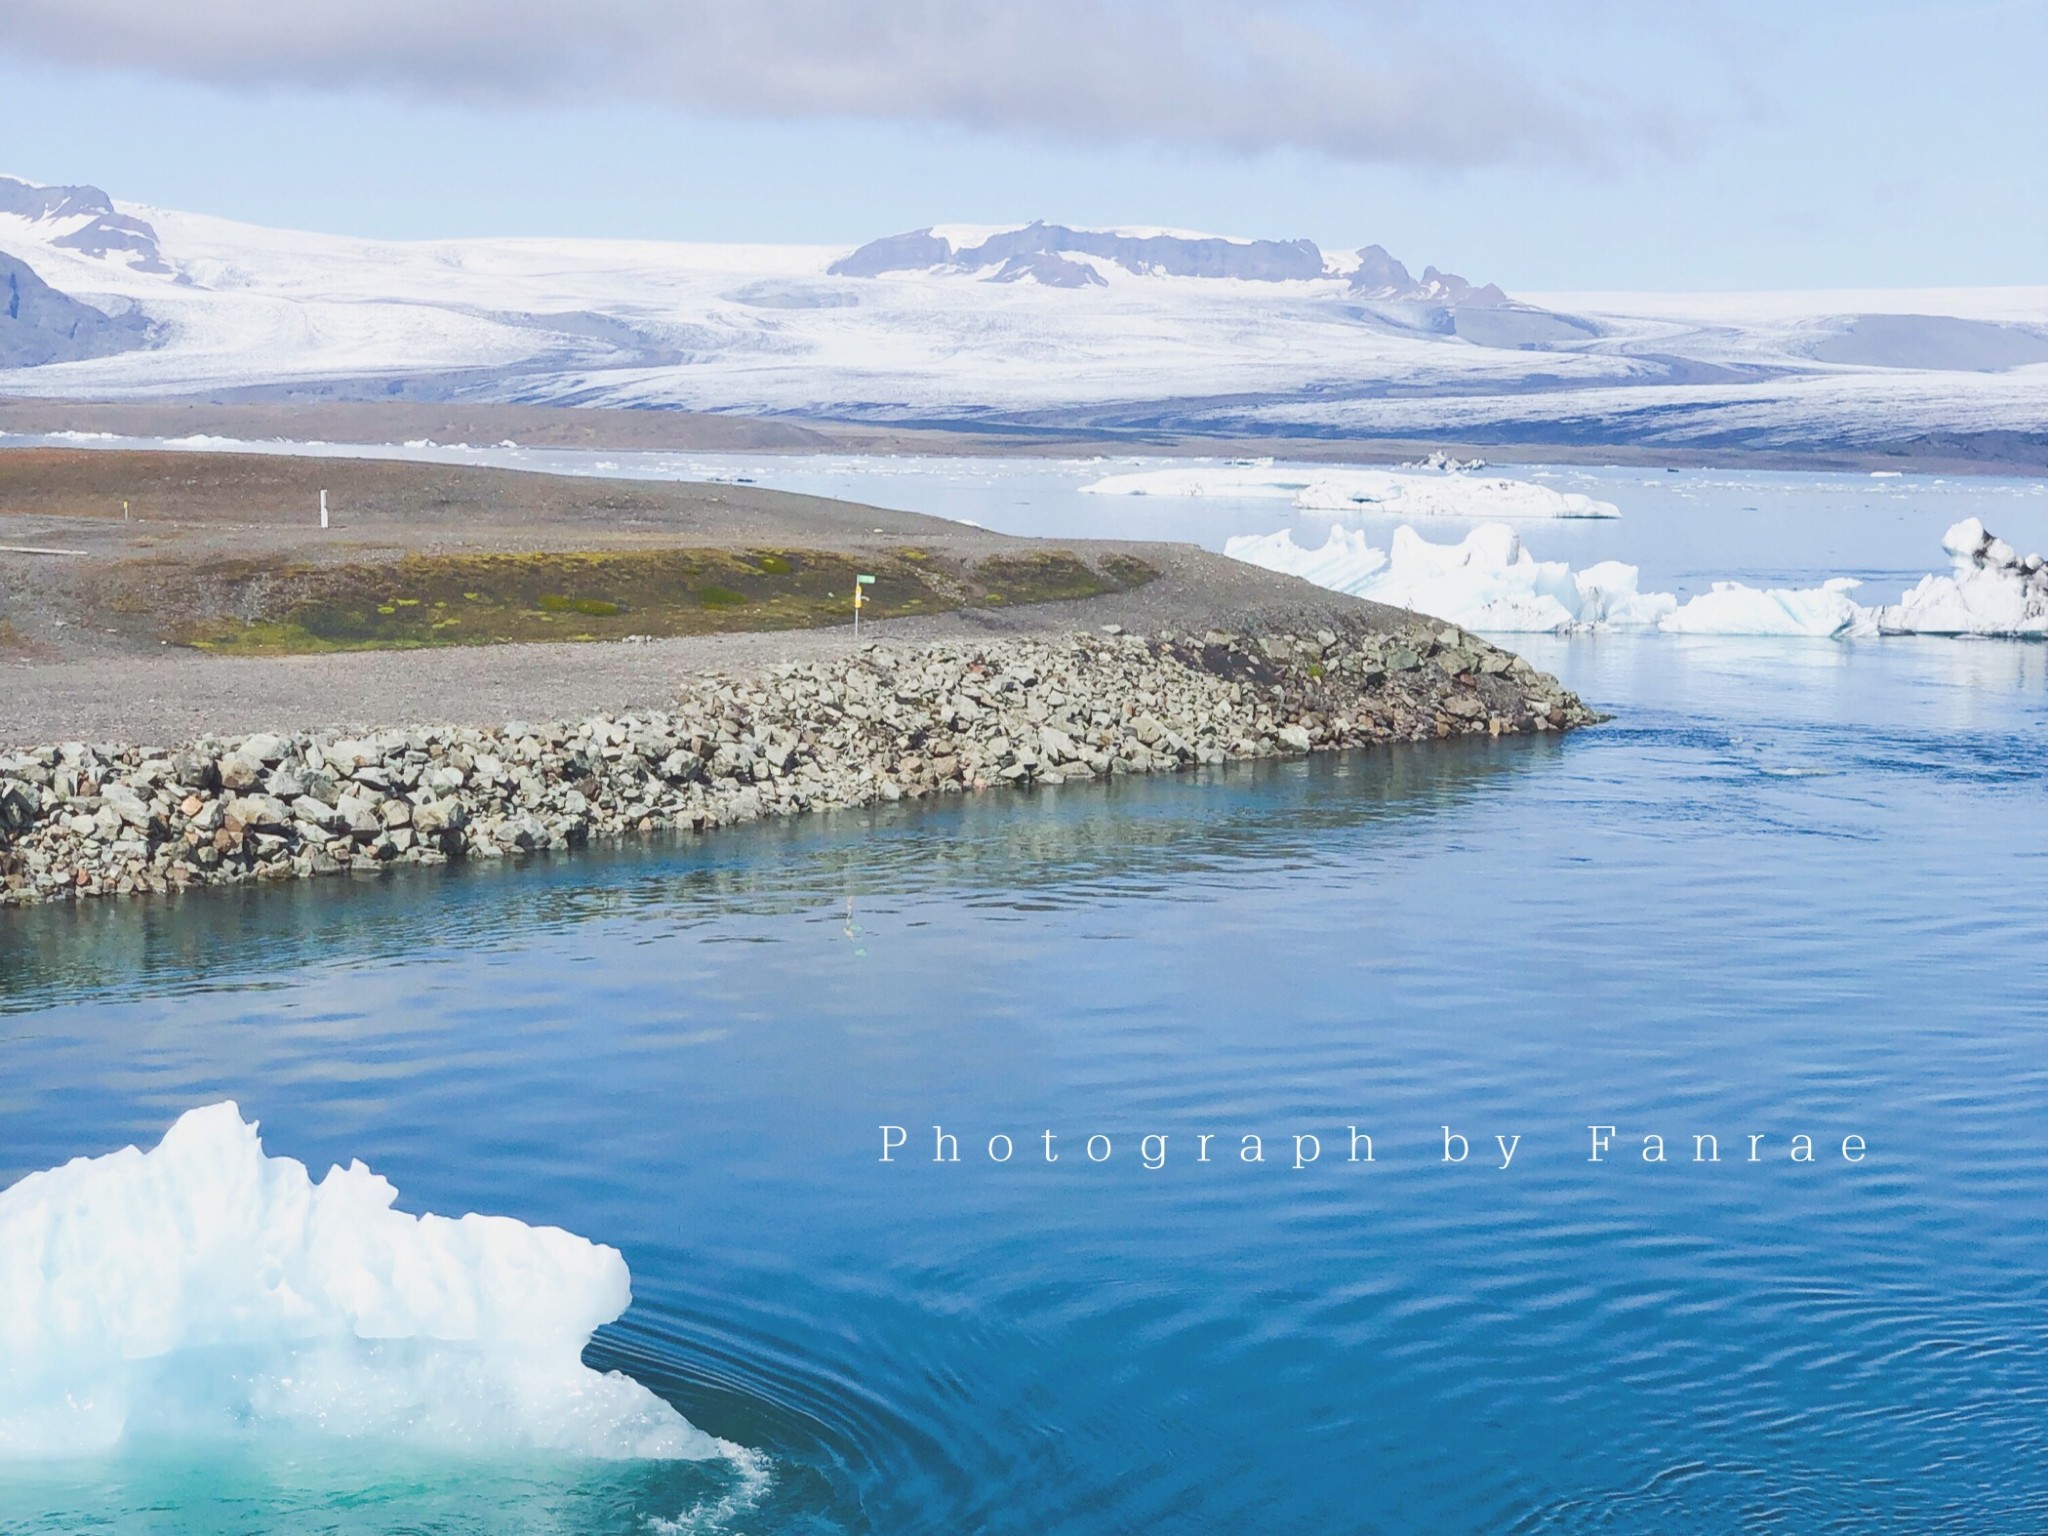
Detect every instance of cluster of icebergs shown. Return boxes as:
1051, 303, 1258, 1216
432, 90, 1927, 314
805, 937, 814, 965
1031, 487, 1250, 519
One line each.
1225, 524, 1671, 632
1081, 462, 1619, 519
0, 1103, 729, 1461
1225, 518, 2048, 638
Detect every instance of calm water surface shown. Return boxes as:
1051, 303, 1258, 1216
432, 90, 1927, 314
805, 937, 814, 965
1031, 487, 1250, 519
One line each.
3, 468, 2047, 1533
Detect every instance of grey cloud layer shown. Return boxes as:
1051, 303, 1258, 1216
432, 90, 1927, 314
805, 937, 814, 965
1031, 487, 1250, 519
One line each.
0, 0, 1644, 167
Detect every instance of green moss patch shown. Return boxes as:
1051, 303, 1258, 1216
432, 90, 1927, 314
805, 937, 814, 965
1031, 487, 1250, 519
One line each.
971, 550, 1156, 607
151, 544, 1157, 655
537, 594, 623, 617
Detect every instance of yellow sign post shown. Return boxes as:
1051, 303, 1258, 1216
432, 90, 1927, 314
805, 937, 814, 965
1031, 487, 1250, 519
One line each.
853, 573, 875, 637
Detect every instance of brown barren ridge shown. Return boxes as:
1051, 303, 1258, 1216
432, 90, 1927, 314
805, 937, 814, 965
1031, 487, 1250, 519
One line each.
2, 446, 1453, 743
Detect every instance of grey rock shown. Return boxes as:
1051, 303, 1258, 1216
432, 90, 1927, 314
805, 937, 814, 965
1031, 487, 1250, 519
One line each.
170, 751, 219, 790
411, 798, 469, 836
217, 751, 266, 791
0, 780, 41, 832
100, 784, 155, 830
290, 796, 345, 832
223, 794, 292, 835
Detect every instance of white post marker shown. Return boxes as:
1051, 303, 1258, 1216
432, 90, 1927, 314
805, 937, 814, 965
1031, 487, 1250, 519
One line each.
320, 489, 329, 530
853, 573, 875, 638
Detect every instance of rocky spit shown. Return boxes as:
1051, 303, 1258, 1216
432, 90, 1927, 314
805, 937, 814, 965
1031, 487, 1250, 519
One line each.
0, 622, 1598, 908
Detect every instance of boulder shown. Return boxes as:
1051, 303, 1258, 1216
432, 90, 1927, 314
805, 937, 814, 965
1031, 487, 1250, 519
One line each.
290, 796, 345, 832
100, 783, 157, 831
333, 792, 383, 837
217, 751, 266, 791
411, 798, 469, 837
0, 780, 41, 833
222, 794, 292, 836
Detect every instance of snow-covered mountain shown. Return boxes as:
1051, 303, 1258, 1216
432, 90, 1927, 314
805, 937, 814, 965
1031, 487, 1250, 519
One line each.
2, 174, 2047, 454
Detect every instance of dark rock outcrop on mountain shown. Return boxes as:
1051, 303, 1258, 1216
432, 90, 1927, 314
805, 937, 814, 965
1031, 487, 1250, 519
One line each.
1348, 244, 1415, 295
1417, 266, 1508, 309
989, 251, 1108, 288
831, 222, 1327, 283
1348, 246, 1507, 309
827, 223, 1528, 315
0, 251, 152, 367
0, 176, 170, 274
968, 224, 1326, 281
825, 228, 954, 278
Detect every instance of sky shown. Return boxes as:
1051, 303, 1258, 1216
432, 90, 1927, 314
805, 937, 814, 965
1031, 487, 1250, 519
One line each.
0, 0, 2042, 293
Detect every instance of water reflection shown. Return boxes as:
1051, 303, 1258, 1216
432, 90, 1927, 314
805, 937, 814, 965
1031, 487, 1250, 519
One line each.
1, 736, 1552, 1012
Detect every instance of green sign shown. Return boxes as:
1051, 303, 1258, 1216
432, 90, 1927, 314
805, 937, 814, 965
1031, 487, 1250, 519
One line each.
856, 574, 876, 585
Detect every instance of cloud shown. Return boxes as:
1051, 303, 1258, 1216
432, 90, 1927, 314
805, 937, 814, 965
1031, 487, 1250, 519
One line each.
0, 0, 1663, 169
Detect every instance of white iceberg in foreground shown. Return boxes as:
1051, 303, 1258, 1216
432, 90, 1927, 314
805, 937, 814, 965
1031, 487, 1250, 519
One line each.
1224, 524, 1671, 631
1873, 517, 2048, 636
0, 1103, 728, 1462
1082, 463, 1619, 518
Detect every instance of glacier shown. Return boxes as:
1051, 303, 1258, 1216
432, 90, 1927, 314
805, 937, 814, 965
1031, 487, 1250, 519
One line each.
3, 175, 2048, 451
0, 1103, 729, 1463
1226, 518, 2048, 639
1081, 463, 1621, 519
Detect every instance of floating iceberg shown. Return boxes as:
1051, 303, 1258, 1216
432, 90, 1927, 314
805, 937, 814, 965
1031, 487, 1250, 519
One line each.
1224, 524, 1386, 594
1661, 578, 1874, 638
1228, 516, 2048, 641
0, 1103, 729, 1462
1082, 463, 1619, 519
1663, 520, 2048, 638
1224, 523, 1670, 632
1873, 517, 2048, 636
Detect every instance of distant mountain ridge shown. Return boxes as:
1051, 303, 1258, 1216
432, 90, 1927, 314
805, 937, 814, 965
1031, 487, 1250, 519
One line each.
3, 174, 2047, 460
829, 221, 1509, 306
0, 176, 169, 274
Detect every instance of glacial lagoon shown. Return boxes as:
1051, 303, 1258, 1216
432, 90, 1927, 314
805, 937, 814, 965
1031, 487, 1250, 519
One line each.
4, 462, 2047, 1532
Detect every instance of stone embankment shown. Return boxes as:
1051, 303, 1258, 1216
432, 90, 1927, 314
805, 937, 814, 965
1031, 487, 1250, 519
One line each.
0, 622, 1599, 907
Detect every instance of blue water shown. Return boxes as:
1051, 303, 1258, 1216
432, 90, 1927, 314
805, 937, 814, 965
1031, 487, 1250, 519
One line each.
5, 468, 2048, 1532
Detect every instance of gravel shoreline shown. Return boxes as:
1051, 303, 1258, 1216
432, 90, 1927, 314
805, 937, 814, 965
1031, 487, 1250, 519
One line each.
0, 621, 1599, 908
